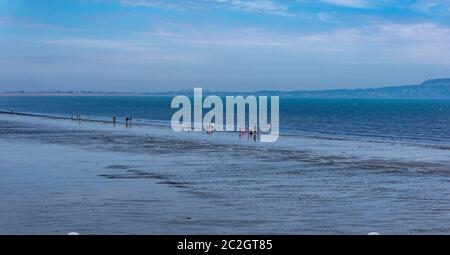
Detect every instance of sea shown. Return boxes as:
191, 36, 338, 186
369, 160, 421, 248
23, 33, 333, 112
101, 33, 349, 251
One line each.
0, 95, 449, 146
0, 95, 450, 234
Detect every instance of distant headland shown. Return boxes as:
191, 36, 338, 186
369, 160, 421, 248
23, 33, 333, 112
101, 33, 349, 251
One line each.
1, 78, 450, 99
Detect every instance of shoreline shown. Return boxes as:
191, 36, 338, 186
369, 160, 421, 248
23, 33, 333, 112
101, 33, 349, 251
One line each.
0, 93, 168, 97
1, 109, 449, 156
1, 111, 449, 169
0, 110, 113, 124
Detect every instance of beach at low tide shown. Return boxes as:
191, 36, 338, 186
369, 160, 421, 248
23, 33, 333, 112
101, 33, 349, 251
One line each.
1, 113, 450, 234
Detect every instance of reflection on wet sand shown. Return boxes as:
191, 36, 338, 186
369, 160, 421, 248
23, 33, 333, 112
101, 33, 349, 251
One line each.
1, 114, 450, 234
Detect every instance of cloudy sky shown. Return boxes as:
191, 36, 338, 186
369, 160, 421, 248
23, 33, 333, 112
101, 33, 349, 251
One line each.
0, 0, 449, 92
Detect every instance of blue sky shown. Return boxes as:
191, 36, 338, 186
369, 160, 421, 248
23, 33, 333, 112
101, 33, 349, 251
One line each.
0, 0, 449, 92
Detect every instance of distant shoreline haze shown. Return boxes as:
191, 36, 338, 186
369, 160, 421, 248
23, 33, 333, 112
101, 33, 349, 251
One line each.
1, 78, 450, 99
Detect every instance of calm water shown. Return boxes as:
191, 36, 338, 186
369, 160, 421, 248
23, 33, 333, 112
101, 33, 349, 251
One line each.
1, 96, 450, 234
0, 96, 449, 146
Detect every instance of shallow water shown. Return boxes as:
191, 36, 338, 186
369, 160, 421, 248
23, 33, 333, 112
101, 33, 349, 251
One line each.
1, 114, 450, 234
1, 96, 449, 146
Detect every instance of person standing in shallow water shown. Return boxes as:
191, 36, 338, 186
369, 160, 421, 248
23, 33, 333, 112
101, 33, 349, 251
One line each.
112, 116, 116, 125
125, 117, 129, 127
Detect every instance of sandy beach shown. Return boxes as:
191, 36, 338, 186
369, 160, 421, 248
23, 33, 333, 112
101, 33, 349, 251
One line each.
1, 113, 450, 234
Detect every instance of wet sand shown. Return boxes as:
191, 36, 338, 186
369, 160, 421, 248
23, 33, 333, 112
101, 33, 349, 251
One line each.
1, 113, 450, 234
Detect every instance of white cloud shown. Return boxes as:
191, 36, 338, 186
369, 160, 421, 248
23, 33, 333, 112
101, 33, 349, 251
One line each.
409, 0, 450, 14
0, 16, 60, 30
38, 37, 193, 61
28, 17, 450, 66
317, 12, 338, 23
320, 0, 371, 8
150, 22, 450, 64
214, 0, 290, 15
118, 0, 177, 8
42, 38, 151, 51
301, 22, 450, 64
117, 0, 291, 15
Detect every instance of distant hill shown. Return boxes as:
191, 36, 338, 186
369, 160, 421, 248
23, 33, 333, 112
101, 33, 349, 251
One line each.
269, 78, 450, 99
2, 78, 450, 99
151, 78, 450, 99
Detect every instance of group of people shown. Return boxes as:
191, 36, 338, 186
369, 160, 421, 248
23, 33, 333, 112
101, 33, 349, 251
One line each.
70, 115, 260, 142
239, 125, 259, 141
71, 114, 82, 121
111, 115, 133, 126
205, 122, 215, 135
70, 114, 133, 126
204, 123, 260, 141
125, 116, 133, 126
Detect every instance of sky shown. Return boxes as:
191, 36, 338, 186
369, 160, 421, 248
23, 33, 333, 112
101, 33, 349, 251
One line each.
0, 0, 449, 92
